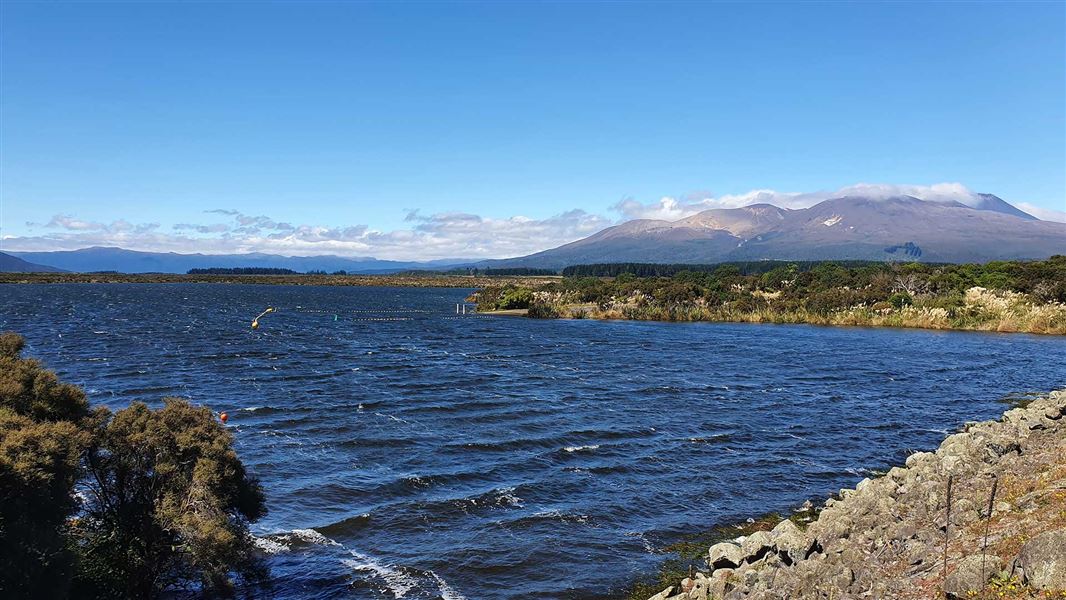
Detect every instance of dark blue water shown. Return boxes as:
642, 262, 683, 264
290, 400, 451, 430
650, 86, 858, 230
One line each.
2, 284, 1064, 599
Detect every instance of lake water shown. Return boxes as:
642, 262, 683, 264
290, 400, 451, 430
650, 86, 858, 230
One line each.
2, 284, 1064, 599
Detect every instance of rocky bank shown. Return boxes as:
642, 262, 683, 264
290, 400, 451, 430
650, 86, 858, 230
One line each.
646, 390, 1066, 599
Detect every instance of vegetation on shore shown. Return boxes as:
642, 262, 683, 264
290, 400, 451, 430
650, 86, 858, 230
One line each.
471, 257, 1066, 334
0, 332, 266, 599
0, 271, 560, 288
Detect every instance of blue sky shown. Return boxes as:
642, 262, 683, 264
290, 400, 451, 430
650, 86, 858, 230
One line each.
2, 1, 1064, 259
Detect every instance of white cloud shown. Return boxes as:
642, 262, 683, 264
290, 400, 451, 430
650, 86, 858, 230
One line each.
6, 184, 1059, 259
1016, 202, 1066, 223
613, 182, 1000, 220
6, 208, 612, 261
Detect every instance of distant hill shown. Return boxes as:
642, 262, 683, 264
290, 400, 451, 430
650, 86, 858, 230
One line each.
0, 251, 66, 273
7, 247, 471, 274
477, 194, 1065, 269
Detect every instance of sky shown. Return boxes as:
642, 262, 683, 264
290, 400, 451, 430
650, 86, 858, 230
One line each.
1, 1, 1064, 260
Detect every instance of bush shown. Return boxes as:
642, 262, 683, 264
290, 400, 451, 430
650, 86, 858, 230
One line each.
498, 288, 533, 310
0, 332, 92, 599
0, 333, 268, 599
889, 292, 914, 309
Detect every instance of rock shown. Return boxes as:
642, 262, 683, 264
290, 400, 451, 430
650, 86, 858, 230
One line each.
1045, 406, 1062, 420
708, 568, 733, 599
944, 555, 1003, 598
770, 519, 807, 563
646, 586, 677, 600
1018, 529, 1066, 590
708, 541, 745, 570
677, 573, 710, 600
740, 530, 774, 562
905, 451, 934, 468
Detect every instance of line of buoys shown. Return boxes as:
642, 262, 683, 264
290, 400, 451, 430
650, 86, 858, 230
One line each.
290, 309, 434, 314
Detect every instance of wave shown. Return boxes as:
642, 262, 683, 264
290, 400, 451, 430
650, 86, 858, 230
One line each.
343, 550, 419, 598
256, 527, 464, 599
562, 444, 600, 453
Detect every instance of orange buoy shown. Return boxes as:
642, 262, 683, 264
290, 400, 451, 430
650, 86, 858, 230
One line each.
220, 412, 229, 424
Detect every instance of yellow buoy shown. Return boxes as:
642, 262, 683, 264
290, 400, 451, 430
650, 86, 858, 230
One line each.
251, 307, 275, 329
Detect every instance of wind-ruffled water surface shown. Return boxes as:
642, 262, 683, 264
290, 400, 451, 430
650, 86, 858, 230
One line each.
2, 284, 1064, 600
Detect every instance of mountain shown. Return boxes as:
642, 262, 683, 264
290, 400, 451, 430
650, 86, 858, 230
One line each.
0, 251, 66, 273
970, 193, 1037, 220
7, 247, 470, 274
481, 195, 1065, 269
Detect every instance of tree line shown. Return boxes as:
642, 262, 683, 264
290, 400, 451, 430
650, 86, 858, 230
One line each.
473, 257, 1066, 333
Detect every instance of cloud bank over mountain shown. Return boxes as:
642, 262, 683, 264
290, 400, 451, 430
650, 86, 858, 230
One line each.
8, 206, 613, 261
614, 183, 1066, 222
4, 183, 1063, 260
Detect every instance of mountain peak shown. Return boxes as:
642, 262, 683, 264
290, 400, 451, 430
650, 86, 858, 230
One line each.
479, 192, 1065, 269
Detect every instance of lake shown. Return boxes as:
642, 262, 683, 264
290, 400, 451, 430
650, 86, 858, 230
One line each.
2, 284, 1064, 599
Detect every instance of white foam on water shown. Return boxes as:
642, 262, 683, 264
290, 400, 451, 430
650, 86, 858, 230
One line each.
495, 487, 523, 508
563, 444, 600, 452
343, 550, 418, 598
291, 528, 341, 546
253, 536, 289, 554
429, 571, 467, 600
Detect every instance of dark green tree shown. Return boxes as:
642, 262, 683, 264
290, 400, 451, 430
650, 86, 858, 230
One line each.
0, 332, 269, 599
0, 332, 92, 598
76, 399, 268, 599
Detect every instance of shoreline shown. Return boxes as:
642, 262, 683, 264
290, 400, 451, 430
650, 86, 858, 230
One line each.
636, 389, 1066, 599
0, 272, 559, 288
481, 308, 1066, 336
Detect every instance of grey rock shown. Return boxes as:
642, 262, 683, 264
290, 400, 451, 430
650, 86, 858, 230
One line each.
1019, 529, 1066, 590
944, 555, 1003, 598
770, 519, 808, 562
740, 530, 774, 563
708, 541, 745, 570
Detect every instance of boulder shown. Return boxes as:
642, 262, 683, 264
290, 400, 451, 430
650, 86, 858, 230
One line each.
1018, 529, 1066, 590
740, 530, 775, 562
770, 519, 808, 562
708, 542, 745, 570
672, 573, 710, 600
944, 555, 1003, 598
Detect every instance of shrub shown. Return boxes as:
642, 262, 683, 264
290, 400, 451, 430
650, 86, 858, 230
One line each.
0, 333, 268, 599
498, 288, 534, 310
888, 292, 913, 309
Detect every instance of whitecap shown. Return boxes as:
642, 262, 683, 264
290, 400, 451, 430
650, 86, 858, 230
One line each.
429, 571, 467, 600
343, 550, 418, 598
563, 444, 600, 453
253, 536, 289, 554
290, 528, 341, 546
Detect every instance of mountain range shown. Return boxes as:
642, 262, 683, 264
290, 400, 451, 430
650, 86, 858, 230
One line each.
0, 252, 66, 273
477, 194, 1065, 269
3, 247, 469, 274
3, 193, 1063, 273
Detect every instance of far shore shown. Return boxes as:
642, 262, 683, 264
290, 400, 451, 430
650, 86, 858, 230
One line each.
479, 308, 530, 316
0, 272, 560, 288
